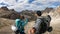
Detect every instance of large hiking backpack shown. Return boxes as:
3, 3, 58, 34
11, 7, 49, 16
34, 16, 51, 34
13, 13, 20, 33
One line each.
39, 18, 47, 33
35, 18, 48, 34
39, 17, 52, 33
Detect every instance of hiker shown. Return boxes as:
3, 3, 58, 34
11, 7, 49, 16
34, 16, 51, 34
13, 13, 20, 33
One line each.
28, 11, 52, 34
15, 15, 28, 34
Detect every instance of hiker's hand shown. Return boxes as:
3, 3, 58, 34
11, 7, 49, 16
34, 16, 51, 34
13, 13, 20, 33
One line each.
28, 28, 35, 34
28, 29, 31, 34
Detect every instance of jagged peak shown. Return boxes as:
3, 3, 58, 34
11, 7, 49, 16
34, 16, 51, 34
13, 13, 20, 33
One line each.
0, 6, 9, 10
55, 6, 60, 9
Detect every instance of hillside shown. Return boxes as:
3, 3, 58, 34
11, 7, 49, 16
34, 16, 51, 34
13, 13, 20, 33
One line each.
0, 7, 37, 21
0, 6, 60, 34
0, 7, 20, 20
20, 10, 37, 21
49, 6, 60, 19
42, 8, 53, 16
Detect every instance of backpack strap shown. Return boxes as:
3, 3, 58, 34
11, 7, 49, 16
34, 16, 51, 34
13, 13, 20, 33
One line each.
38, 17, 44, 23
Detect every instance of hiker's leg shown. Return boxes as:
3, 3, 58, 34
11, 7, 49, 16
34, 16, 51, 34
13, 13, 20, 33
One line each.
15, 32, 18, 34
20, 29, 25, 34
20, 32, 25, 34
15, 31, 18, 34
15, 30, 19, 34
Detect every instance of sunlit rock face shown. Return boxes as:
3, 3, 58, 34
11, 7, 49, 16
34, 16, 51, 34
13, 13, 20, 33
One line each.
42, 7, 53, 16
20, 10, 37, 21
0, 7, 20, 20
49, 6, 60, 19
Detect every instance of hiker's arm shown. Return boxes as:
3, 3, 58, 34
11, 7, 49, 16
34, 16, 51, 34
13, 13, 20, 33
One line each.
22, 18, 28, 26
28, 28, 35, 34
28, 29, 31, 34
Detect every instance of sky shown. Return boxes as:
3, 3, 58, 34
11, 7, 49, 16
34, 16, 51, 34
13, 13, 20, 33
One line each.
0, 0, 60, 12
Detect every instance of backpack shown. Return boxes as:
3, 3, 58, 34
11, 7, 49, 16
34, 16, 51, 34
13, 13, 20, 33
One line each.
39, 18, 47, 33
35, 17, 48, 34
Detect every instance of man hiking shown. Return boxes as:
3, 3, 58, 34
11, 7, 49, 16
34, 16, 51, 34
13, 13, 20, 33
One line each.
15, 15, 28, 34
28, 11, 52, 34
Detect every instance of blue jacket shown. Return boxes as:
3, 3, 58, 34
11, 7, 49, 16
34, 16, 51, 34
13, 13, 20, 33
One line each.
15, 18, 28, 32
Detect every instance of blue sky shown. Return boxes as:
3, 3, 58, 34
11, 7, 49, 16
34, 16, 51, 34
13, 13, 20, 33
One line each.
0, 0, 60, 12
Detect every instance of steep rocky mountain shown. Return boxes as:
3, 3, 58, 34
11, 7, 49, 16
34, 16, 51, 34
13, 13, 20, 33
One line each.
42, 8, 53, 16
0, 7, 37, 21
49, 6, 60, 19
43, 7, 53, 13
0, 7, 20, 20
0, 6, 60, 34
20, 10, 37, 21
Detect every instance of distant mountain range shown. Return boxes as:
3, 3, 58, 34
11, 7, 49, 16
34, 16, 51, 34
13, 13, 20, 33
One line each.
0, 7, 20, 20
0, 6, 60, 21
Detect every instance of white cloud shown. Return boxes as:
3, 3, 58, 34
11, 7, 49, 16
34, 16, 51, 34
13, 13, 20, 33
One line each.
4, 0, 17, 5
33, 0, 60, 4
0, 0, 60, 12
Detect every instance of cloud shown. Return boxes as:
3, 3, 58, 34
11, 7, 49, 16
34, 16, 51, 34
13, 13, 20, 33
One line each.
52, 2, 60, 6
28, 0, 35, 3
4, 0, 17, 5
0, 0, 60, 12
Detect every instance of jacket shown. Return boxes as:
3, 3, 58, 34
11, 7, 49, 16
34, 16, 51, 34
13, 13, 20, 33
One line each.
15, 18, 28, 32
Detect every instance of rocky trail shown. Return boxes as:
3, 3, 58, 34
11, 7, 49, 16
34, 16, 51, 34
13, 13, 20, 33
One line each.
0, 18, 60, 34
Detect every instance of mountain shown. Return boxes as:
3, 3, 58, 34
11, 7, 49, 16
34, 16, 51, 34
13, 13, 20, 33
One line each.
0, 7, 20, 20
42, 7, 53, 13
49, 6, 60, 19
20, 10, 37, 21
42, 7, 53, 16
0, 7, 37, 21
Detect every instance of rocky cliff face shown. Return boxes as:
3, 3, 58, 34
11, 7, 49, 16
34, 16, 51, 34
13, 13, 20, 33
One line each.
0, 7, 20, 20
42, 8, 53, 16
20, 10, 37, 21
0, 7, 37, 21
1, 6, 60, 21
49, 6, 60, 19
43, 8, 53, 13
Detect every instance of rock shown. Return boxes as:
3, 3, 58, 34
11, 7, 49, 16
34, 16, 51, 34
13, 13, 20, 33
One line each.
20, 10, 37, 21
